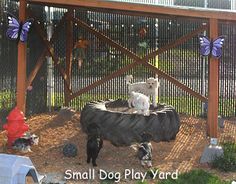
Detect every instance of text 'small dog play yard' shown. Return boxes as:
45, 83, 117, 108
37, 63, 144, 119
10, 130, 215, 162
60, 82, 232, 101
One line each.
0, 0, 236, 183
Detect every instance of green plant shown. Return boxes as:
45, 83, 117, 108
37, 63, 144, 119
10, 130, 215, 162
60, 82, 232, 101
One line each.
136, 181, 149, 184
99, 170, 119, 184
100, 181, 115, 184
0, 90, 16, 109
219, 98, 236, 117
212, 142, 236, 172
158, 169, 230, 184
137, 41, 149, 57
146, 167, 159, 179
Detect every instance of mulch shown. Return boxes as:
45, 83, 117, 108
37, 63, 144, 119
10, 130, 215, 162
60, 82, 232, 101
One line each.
0, 112, 235, 183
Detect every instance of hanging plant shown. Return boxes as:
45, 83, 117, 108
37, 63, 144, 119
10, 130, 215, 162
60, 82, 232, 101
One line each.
137, 41, 149, 57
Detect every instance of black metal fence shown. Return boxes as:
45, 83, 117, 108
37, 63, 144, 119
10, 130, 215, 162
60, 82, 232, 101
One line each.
0, 0, 235, 117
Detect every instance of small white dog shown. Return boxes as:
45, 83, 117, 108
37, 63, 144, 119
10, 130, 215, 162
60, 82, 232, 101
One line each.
126, 75, 159, 108
129, 91, 150, 116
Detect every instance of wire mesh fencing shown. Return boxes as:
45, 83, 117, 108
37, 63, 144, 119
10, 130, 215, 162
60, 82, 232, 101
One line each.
0, 0, 235, 118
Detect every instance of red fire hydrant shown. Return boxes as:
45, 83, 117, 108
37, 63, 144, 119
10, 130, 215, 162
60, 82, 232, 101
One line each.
3, 107, 29, 147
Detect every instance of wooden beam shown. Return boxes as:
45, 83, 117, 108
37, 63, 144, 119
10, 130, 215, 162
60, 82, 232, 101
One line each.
64, 9, 73, 106
69, 62, 138, 100
26, 51, 46, 89
207, 18, 219, 138
17, 0, 27, 113
73, 17, 207, 63
70, 17, 207, 102
32, 17, 73, 94
144, 24, 208, 61
27, 0, 236, 21
26, 13, 67, 88
86, 7, 207, 23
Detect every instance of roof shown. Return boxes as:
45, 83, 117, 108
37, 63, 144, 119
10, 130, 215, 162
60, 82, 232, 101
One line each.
27, 0, 236, 21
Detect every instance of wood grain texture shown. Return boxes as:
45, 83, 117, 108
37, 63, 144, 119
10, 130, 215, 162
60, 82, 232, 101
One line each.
26, 12, 67, 89
17, 0, 27, 113
64, 9, 73, 106
70, 18, 207, 102
207, 18, 219, 138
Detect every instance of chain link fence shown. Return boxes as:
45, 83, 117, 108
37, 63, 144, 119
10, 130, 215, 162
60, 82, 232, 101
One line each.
0, 0, 235, 118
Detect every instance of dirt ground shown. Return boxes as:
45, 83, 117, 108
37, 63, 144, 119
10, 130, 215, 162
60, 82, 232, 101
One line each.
0, 111, 235, 184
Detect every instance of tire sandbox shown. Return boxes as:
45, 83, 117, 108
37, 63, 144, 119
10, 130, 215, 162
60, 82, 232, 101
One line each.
80, 99, 180, 146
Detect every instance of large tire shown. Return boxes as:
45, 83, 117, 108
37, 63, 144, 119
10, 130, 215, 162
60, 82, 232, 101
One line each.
80, 99, 180, 146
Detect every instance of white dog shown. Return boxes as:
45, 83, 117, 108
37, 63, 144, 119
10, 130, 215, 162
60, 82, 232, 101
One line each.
129, 91, 150, 116
126, 75, 159, 108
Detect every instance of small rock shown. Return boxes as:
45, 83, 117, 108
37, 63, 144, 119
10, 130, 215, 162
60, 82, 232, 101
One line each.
218, 116, 224, 128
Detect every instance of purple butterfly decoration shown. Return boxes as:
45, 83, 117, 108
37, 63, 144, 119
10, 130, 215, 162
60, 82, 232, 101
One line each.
199, 35, 225, 58
6, 12, 34, 42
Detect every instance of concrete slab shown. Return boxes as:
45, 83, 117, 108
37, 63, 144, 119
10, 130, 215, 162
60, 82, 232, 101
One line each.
200, 145, 224, 164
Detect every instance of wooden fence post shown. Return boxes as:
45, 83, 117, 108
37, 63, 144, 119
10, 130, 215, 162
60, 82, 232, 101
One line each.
17, 0, 27, 113
207, 18, 219, 138
65, 9, 73, 106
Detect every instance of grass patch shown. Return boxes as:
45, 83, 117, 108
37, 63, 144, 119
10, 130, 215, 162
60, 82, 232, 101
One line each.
157, 169, 230, 184
0, 90, 235, 117
219, 98, 236, 118
159, 96, 202, 116
0, 90, 15, 122
136, 181, 149, 184
0, 90, 15, 109
212, 142, 236, 172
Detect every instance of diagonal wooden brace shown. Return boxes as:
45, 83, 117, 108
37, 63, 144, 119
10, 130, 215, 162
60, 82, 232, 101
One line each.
70, 17, 207, 102
30, 14, 72, 94
26, 12, 67, 89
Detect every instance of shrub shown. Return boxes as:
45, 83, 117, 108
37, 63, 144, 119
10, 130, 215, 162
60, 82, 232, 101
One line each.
212, 142, 236, 172
158, 169, 230, 184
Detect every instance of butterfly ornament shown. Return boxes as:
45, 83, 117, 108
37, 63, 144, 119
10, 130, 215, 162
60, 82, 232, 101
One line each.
199, 35, 225, 58
6, 12, 34, 42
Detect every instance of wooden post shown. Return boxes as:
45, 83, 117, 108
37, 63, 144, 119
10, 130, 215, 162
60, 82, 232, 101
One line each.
17, 0, 27, 113
64, 9, 73, 106
207, 18, 219, 138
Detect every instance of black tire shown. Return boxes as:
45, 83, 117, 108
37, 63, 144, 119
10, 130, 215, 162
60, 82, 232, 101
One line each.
81, 99, 180, 146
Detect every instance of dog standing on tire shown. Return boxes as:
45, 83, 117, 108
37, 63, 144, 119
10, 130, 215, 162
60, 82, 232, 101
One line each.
129, 91, 150, 116
86, 123, 103, 167
126, 75, 159, 108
